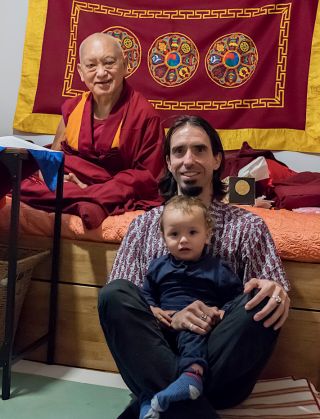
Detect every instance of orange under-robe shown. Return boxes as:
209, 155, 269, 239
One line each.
20, 81, 164, 229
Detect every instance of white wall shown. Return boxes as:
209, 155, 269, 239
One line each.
1, 0, 319, 170
274, 151, 319, 173
0, 1, 28, 137
0, 0, 53, 146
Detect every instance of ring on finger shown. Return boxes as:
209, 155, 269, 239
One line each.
271, 294, 282, 305
189, 322, 194, 331
200, 312, 207, 321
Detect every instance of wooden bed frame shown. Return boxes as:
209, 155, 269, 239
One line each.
10, 235, 320, 391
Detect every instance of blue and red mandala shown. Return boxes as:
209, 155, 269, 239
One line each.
205, 33, 258, 88
148, 33, 199, 87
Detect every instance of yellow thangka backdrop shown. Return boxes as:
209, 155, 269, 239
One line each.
14, 0, 320, 152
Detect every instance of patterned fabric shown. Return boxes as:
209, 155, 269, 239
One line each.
14, 0, 320, 153
109, 201, 289, 291
217, 377, 320, 417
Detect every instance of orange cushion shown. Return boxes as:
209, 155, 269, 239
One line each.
0, 197, 143, 243
241, 206, 320, 262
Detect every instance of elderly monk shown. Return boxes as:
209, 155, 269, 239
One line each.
20, 33, 164, 229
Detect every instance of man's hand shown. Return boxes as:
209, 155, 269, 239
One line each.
170, 300, 223, 335
64, 173, 88, 189
244, 278, 290, 330
150, 306, 176, 328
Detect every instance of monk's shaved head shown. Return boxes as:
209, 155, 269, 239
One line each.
79, 33, 124, 63
77, 32, 128, 103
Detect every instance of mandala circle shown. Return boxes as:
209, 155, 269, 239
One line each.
104, 26, 141, 77
148, 33, 199, 87
205, 33, 258, 88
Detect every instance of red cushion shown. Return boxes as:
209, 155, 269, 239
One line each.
273, 172, 320, 209
266, 159, 296, 185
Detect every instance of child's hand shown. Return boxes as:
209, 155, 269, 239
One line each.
150, 306, 176, 328
170, 300, 219, 335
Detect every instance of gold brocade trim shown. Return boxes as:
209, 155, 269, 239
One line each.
13, 0, 60, 134
218, 128, 320, 153
306, 0, 320, 142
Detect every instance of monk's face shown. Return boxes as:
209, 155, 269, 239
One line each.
166, 124, 221, 203
77, 34, 127, 101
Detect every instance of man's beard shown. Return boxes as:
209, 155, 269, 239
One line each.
180, 184, 203, 197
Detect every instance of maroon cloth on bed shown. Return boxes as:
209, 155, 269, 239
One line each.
19, 82, 164, 229
222, 141, 279, 178
222, 141, 295, 197
0, 159, 38, 199
272, 172, 320, 209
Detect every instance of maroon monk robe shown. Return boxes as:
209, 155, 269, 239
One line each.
20, 81, 164, 229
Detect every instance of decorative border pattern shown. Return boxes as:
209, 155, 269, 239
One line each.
63, 1, 291, 109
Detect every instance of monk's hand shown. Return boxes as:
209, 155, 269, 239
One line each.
64, 172, 88, 189
170, 300, 220, 335
244, 278, 290, 330
150, 306, 176, 328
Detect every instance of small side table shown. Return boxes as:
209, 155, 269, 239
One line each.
0, 148, 64, 400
